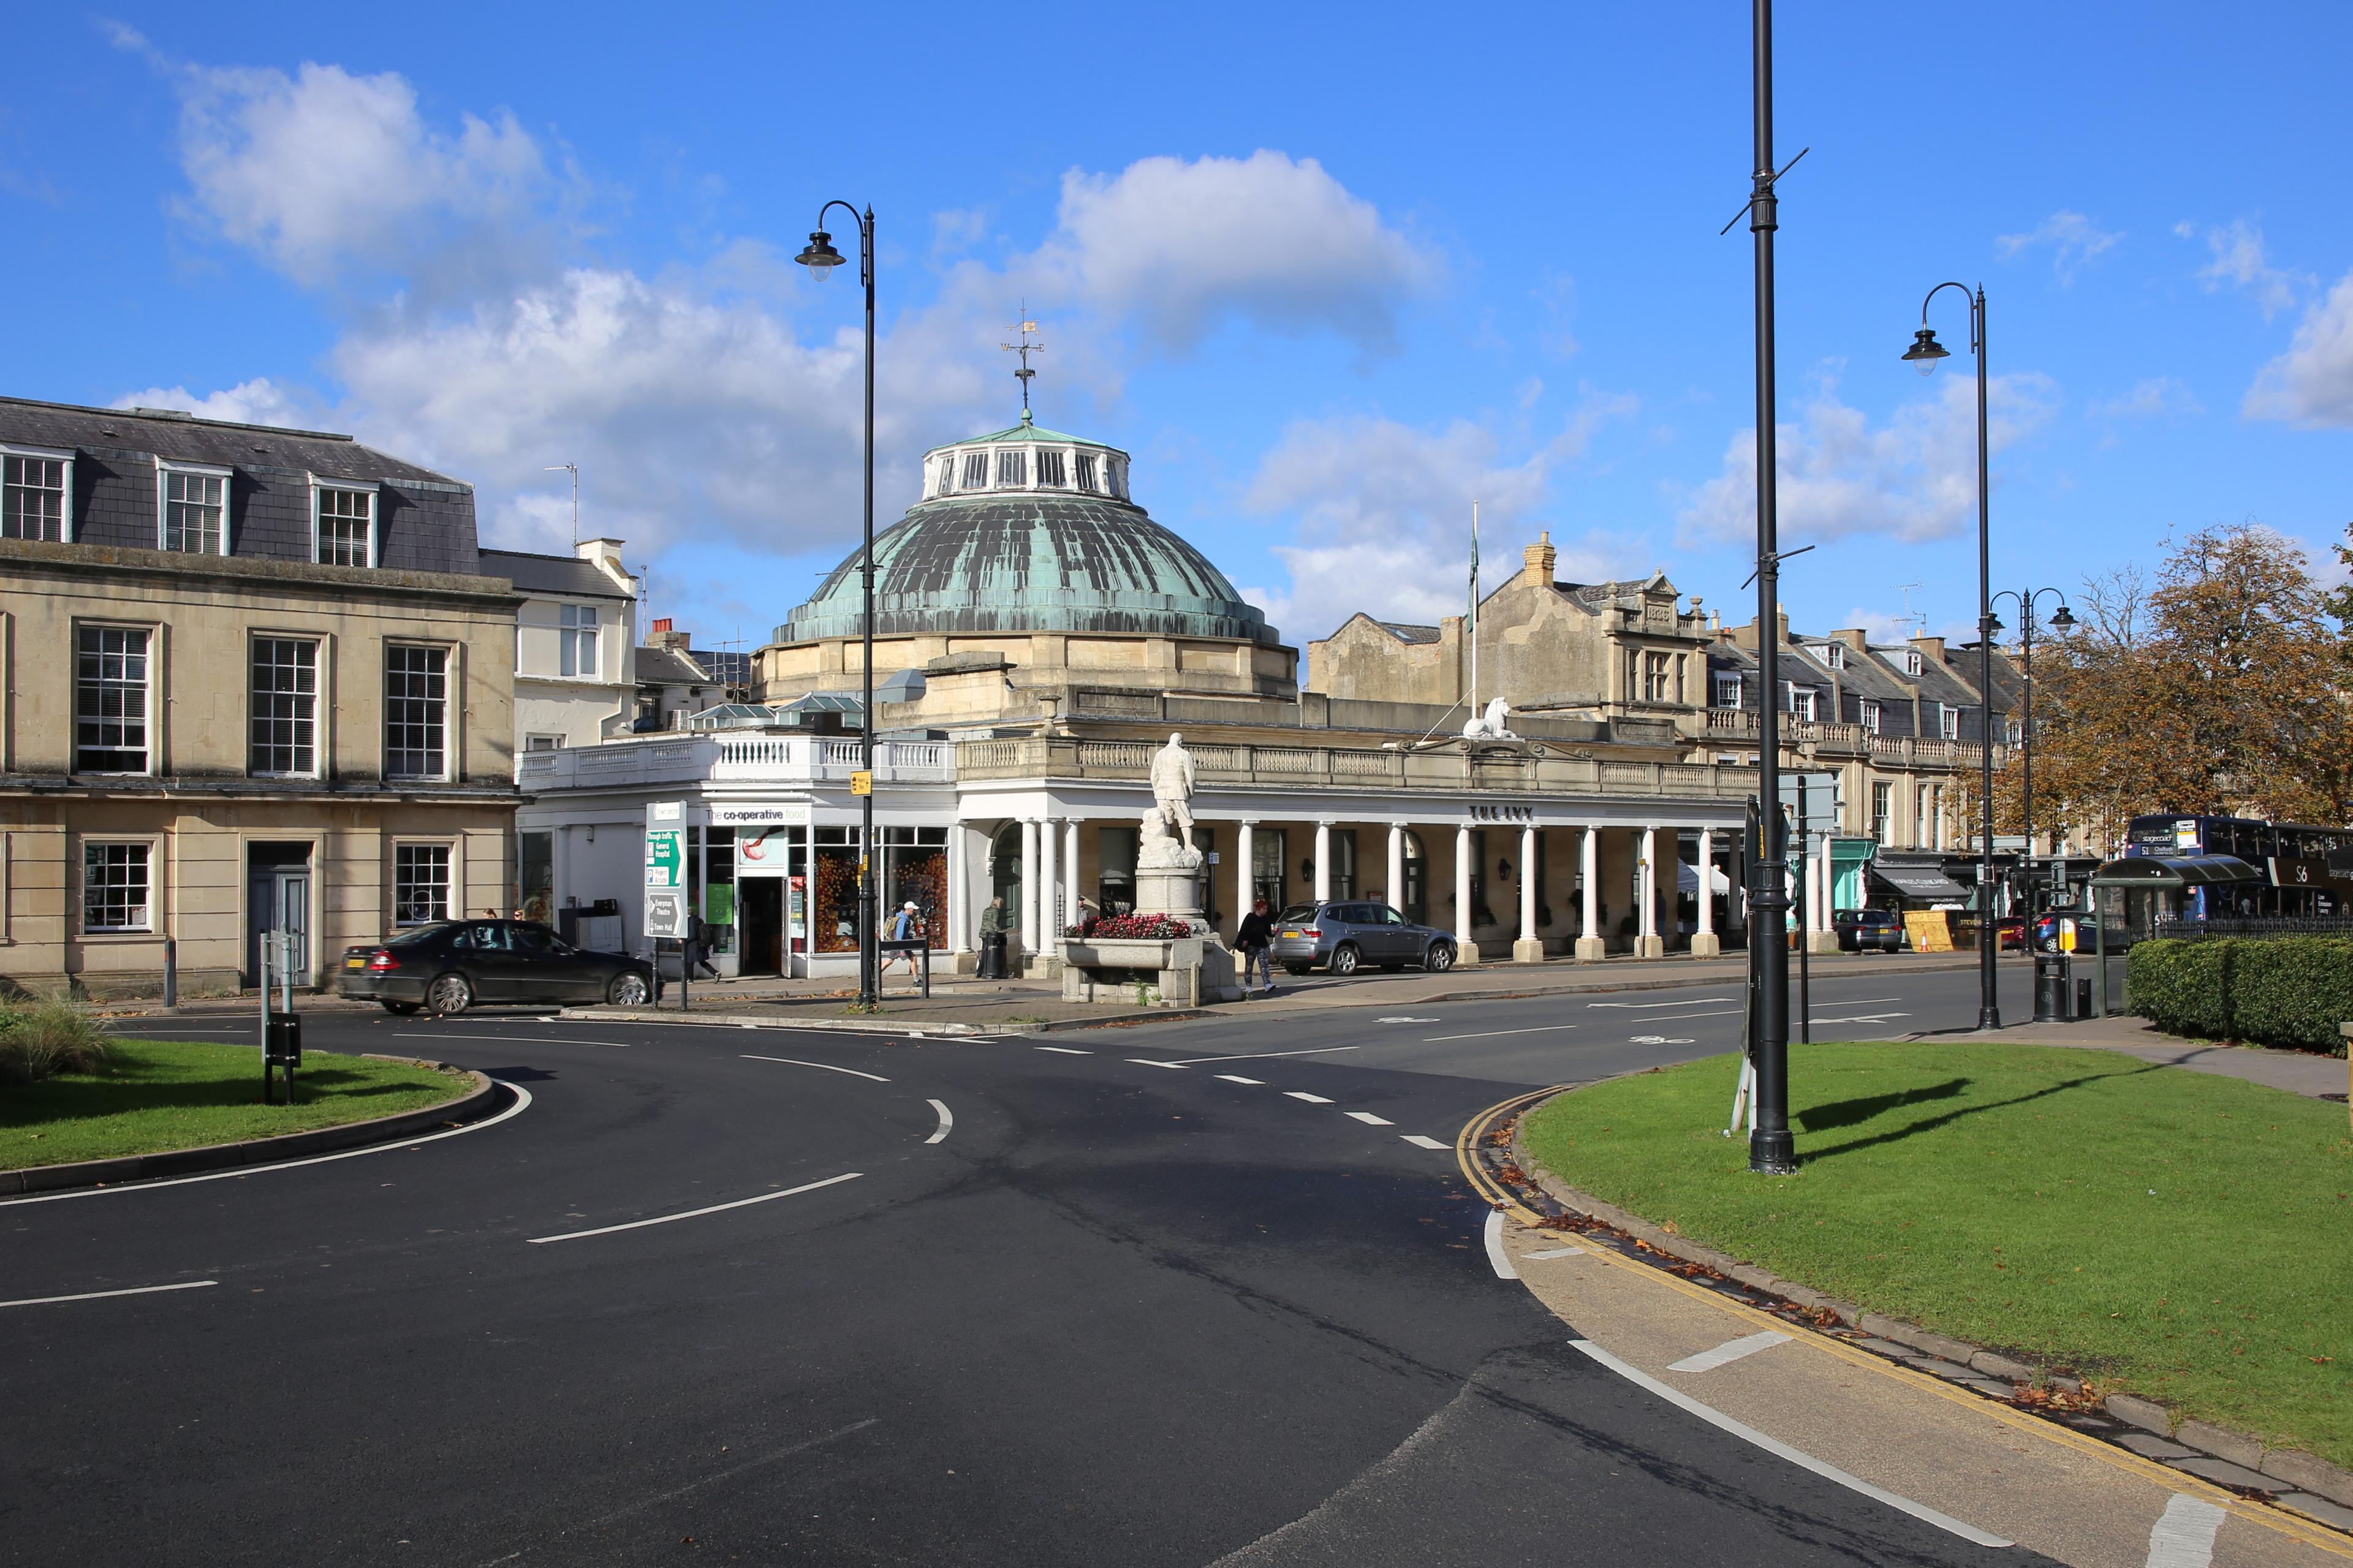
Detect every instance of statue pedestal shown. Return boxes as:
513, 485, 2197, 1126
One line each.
1059, 936, 1240, 1006
1134, 860, 1205, 925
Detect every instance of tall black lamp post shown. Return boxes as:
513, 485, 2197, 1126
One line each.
1901, 282, 2001, 1029
795, 203, 879, 1010
1988, 589, 2076, 915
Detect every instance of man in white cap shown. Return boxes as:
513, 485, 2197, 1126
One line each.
883, 899, 926, 982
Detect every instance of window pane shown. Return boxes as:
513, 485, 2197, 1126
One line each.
164, 471, 224, 553
2, 455, 66, 541
961, 452, 988, 488
394, 843, 451, 925
995, 449, 1026, 487
1036, 449, 1067, 487
75, 626, 150, 772
250, 637, 319, 775
385, 645, 449, 778
1074, 453, 1097, 492
83, 843, 151, 931
317, 488, 371, 566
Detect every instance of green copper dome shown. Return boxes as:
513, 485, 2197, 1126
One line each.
776, 414, 1283, 646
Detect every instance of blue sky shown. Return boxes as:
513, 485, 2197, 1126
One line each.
6, 3, 2351, 659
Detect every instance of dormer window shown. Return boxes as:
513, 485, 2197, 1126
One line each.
1904, 650, 1923, 677
1860, 699, 1881, 733
1037, 449, 1067, 487
1074, 452, 1099, 492
1822, 643, 1845, 670
2, 446, 72, 541
1712, 671, 1742, 710
995, 449, 1027, 488
960, 452, 989, 489
158, 461, 231, 555
313, 480, 376, 567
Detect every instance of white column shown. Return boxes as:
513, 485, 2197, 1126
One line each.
1040, 814, 1059, 944
1639, 826, 1662, 956
1019, 818, 1040, 955
1386, 823, 1404, 913
1454, 824, 1475, 960
1514, 822, 1541, 963
1817, 833, 1834, 925
1314, 822, 1332, 903
1064, 819, 1083, 928
1236, 821, 1256, 918
1804, 846, 1823, 951
947, 822, 969, 956
1692, 827, 1718, 957
1577, 825, 1602, 961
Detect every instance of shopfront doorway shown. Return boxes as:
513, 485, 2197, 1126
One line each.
738, 877, 785, 976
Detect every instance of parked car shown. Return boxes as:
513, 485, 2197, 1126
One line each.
339, 919, 656, 1015
2032, 907, 2102, 954
1268, 901, 1456, 976
1832, 909, 1908, 953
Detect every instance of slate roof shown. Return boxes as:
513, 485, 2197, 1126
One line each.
778, 491, 1281, 646
1375, 621, 1442, 644
636, 645, 711, 686
0, 397, 459, 486
479, 548, 633, 600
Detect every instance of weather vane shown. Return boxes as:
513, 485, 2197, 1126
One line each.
1001, 305, 1043, 415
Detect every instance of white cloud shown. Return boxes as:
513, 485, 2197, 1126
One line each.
1675, 369, 2059, 549
1036, 151, 1438, 355
2087, 376, 2202, 420
2176, 217, 2306, 320
170, 59, 561, 292
110, 376, 319, 429
2245, 267, 2353, 428
1995, 210, 2122, 282
1238, 393, 1643, 640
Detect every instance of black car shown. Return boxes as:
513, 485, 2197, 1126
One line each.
1831, 908, 1908, 953
1267, 901, 1457, 975
339, 919, 655, 1015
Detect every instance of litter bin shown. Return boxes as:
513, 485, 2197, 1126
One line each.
2033, 952, 2068, 1023
980, 930, 1008, 980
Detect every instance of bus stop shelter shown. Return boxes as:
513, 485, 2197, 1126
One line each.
2085, 853, 2262, 1016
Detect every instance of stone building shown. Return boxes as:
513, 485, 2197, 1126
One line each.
485, 539, 640, 752
0, 398, 519, 997
522, 414, 1758, 977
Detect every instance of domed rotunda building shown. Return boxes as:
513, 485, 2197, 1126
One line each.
757, 411, 1297, 724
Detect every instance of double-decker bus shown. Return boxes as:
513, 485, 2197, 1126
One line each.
2121, 814, 2351, 917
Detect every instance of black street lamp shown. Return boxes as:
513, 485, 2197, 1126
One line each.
1901, 281, 2001, 1029
1988, 589, 2075, 911
795, 203, 879, 1011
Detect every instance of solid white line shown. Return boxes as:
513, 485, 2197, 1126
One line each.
1483, 1209, 1516, 1279
1586, 997, 1737, 1009
740, 1055, 889, 1082
924, 1100, 953, 1145
1625, 1009, 1744, 1023
1035, 1045, 1091, 1055
1127, 1058, 1188, 1070
2145, 1493, 2226, 1568
1567, 1339, 2012, 1547
1523, 1246, 1587, 1259
1161, 1046, 1361, 1066
1668, 1329, 1792, 1373
1400, 1134, 1449, 1149
527, 1172, 863, 1244
1, 1279, 218, 1309
1423, 1023, 1581, 1042
1345, 1111, 1393, 1126
1214, 1074, 1265, 1085
1284, 1091, 1334, 1104
1808, 1013, 1912, 1026
401, 1031, 631, 1047
0, 1081, 535, 1207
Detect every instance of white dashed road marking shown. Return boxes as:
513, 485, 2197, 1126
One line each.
924, 1100, 953, 1145
1, 1280, 218, 1309
1128, 1059, 1188, 1070
1161, 1046, 1360, 1066
1567, 1340, 2012, 1548
1284, 1091, 1334, 1104
1483, 1210, 1517, 1279
741, 1055, 890, 1083
1586, 997, 1737, 1009
1422, 1023, 1581, 1042
1400, 1135, 1450, 1150
1668, 1330, 1792, 1373
1034, 1045, 1090, 1055
2144, 1494, 2226, 1568
1344, 1112, 1393, 1126
528, 1172, 864, 1244
1214, 1074, 1265, 1085
1375, 1016, 1441, 1023
1523, 1246, 1587, 1259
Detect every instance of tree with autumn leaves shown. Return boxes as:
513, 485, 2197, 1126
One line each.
1999, 521, 2353, 855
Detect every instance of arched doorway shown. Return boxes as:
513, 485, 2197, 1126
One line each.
989, 824, 1024, 923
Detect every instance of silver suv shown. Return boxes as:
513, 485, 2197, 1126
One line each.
1268, 901, 1457, 976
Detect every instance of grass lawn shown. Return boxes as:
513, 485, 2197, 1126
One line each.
1, 1038, 473, 1172
1519, 1042, 2353, 1468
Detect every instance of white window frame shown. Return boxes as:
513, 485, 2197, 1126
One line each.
1904, 650, 1924, 677
1822, 642, 1845, 669
80, 837, 157, 934
525, 733, 565, 752
1783, 682, 1817, 722
1860, 699, 1881, 734
1074, 452, 1099, 493
155, 458, 233, 555
384, 642, 453, 782
1, 442, 75, 542
391, 839, 455, 927
1036, 447, 1069, 488
1939, 703, 1960, 740
960, 450, 989, 490
309, 475, 379, 567
994, 447, 1028, 488
559, 602, 601, 679
248, 633, 322, 779
74, 619, 157, 776
1712, 671, 1743, 710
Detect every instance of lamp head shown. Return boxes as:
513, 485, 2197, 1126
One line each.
794, 230, 847, 279
1987, 612, 2006, 634
2049, 603, 2078, 631
1902, 326, 1950, 376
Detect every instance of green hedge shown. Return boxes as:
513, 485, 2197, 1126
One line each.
2128, 936, 2353, 1051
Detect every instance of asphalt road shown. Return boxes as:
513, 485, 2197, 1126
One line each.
4, 963, 2053, 1566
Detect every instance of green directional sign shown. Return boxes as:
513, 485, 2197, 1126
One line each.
645, 827, 684, 890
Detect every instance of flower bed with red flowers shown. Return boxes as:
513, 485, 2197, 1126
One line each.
1063, 913, 1193, 941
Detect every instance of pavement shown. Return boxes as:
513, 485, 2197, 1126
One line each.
14, 960, 2338, 1564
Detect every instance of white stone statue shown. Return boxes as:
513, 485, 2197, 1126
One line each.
1141, 732, 1203, 871
1463, 697, 1518, 741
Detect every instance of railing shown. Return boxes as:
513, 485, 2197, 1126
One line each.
520, 733, 957, 790
2153, 917, 2353, 940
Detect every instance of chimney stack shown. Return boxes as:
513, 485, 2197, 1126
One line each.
1522, 531, 1557, 588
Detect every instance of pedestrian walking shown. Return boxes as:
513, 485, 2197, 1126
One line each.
979, 894, 1012, 979
1235, 896, 1276, 998
883, 901, 925, 982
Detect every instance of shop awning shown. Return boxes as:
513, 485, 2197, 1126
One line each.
1872, 865, 1971, 903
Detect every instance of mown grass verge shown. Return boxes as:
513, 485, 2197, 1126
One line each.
0, 1038, 472, 1172
1518, 1041, 2353, 1467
